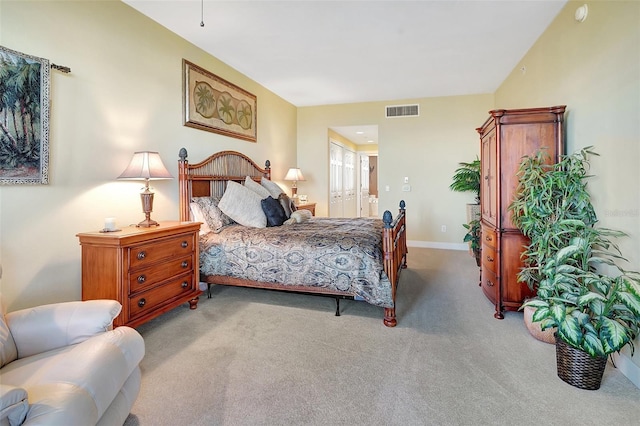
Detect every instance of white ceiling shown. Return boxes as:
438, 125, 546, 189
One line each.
123, 0, 567, 143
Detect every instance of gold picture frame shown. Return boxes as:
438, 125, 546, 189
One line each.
183, 59, 257, 142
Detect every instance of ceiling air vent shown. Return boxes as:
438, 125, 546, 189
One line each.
385, 104, 419, 118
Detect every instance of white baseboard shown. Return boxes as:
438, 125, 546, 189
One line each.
407, 240, 468, 251
612, 352, 640, 389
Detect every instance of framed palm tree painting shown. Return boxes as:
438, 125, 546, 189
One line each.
182, 59, 257, 143
0, 46, 50, 184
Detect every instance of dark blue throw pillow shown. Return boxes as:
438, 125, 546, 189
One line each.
261, 196, 287, 227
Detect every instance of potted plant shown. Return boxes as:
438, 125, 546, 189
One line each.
523, 224, 640, 389
450, 158, 481, 263
511, 147, 640, 390
510, 147, 599, 343
463, 219, 481, 267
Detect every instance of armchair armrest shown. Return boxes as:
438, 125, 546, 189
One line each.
0, 384, 28, 426
5, 300, 122, 359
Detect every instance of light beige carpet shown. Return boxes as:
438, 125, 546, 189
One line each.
124, 248, 640, 425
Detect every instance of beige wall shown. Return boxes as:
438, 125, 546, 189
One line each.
0, 0, 297, 310
496, 0, 640, 376
298, 94, 494, 245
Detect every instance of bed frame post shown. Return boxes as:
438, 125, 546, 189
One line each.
178, 148, 190, 222
382, 200, 407, 327
399, 200, 407, 269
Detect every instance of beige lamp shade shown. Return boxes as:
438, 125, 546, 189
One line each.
117, 151, 173, 181
284, 168, 305, 182
118, 151, 173, 227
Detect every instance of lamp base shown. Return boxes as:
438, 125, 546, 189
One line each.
136, 218, 160, 228
137, 191, 159, 227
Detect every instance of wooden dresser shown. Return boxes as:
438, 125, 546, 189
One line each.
296, 202, 316, 216
77, 221, 201, 327
477, 106, 565, 319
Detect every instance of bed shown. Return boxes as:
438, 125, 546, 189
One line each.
177, 148, 407, 326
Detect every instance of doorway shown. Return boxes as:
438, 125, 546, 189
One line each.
328, 125, 379, 218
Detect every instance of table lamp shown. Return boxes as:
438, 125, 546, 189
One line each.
118, 151, 173, 227
284, 167, 305, 197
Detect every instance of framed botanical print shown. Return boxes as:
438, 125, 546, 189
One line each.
0, 46, 50, 184
183, 59, 257, 142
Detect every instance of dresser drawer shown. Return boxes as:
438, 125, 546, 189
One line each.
128, 254, 194, 293
481, 244, 498, 274
481, 268, 498, 304
127, 272, 196, 320
481, 225, 497, 249
128, 233, 195, 268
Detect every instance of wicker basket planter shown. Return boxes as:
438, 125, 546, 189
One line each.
555, 337, 607, 390
523, 305, 555, 344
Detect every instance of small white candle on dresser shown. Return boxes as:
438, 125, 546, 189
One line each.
104, 217, 116, 231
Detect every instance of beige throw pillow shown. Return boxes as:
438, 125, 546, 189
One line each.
260, 177, 285, 199
244, 176, 271, 199
219, 181, 267, 228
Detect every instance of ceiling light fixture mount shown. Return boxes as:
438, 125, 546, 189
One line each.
575, 4, 588, 23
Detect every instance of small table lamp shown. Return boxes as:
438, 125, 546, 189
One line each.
284, 167, 305, 197
118, 151, 173, 227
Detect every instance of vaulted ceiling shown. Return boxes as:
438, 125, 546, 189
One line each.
124, 0, 567, 107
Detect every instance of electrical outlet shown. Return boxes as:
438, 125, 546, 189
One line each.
441, 225, 446, 232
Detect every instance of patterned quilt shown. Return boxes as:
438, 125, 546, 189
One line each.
199, 217, 393, 308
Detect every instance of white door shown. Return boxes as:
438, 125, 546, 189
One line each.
329, 142, 343, 218
359, 155, 370, 217
343, 149, 357, 217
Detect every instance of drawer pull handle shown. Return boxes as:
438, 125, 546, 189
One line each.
181, 281, 188, 288
486, 280, 494, 287
137, 251, 146, 260
138, 298, 146, 308
485, 235, 492, 242
181, 260, 189, 268
137, 275, 146, 284
181, 241, 188, 248
486, 255, 494, 262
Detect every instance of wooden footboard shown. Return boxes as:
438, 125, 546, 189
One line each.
382, 201, 407, 327
178, 148, 407, 327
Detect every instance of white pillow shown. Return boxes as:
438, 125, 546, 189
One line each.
219, 181, 267, 228
244, 176, 271, 198
261, 177, 285, 198
189, 202, 212, 235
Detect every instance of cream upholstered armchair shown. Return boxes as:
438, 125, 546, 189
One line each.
0, 291, 145, 426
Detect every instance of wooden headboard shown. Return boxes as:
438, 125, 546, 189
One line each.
178, 148, 271, 221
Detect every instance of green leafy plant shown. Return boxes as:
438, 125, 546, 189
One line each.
449, 158, 480, 204
512, 147, 640, 357
510, 147, 598, 291
451, 158, 481, 262
463, 219, 481, 266
523, 225, 640, 357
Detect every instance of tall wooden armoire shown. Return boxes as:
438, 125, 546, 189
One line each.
477, 106, 566, 319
